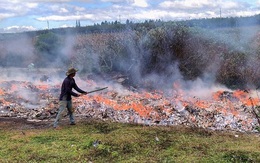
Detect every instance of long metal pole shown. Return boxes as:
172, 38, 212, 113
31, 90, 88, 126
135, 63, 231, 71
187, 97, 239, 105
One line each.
87, 87, 108, 94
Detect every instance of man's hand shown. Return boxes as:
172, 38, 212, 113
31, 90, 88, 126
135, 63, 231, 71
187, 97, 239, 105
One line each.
78, 94, 85, 97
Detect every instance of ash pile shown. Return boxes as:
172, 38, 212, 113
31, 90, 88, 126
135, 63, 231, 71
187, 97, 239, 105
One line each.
0, 79, 260, 133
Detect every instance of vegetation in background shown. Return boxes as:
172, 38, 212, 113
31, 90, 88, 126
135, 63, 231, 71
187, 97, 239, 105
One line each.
34, 31, 63, 67
0, 15, 259, 89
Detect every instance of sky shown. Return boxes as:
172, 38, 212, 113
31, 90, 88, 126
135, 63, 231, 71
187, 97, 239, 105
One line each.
0, 0, 259, 33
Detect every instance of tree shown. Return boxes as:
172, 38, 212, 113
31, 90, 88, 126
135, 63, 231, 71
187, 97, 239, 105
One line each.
76, 20, 81, 27
34, 31, 61, 67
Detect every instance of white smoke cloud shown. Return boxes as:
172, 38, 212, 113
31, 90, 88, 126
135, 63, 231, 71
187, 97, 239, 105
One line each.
2, 26, 37, 33
132, 10, 167, 20
0, 2, 38, 13
159, 0, 247, 10
101, 0, 125, 2
159, 0, 214, 9
0, 0, 258, 33
0, 13, 16, 20
37, 14, 94, 21
255, 0, 260, 8
132, 0, 149, 7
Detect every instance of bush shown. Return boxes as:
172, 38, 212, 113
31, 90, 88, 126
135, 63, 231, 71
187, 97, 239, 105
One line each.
34, 31, 62, 67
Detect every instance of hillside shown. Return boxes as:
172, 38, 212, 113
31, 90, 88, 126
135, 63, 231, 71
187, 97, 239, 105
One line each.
1, 22, 259, 89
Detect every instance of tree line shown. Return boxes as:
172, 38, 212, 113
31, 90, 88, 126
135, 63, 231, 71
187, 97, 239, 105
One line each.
0, 14, 259, 90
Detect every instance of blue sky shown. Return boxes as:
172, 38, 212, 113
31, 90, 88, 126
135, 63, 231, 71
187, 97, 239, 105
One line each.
0, 0, 259, 33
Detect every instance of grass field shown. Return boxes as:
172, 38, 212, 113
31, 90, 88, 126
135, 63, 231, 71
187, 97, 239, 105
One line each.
0, 119, 260, 163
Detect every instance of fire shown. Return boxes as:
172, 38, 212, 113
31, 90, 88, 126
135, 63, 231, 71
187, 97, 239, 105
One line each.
0, 99, 11, 106
0, 88, 4, 95
0, 79, 259, 132
0, 88, 10, 105
194, 100, 210, 109
141, 91, 162, 100
10, 84, 18, 92
246, 97, 259, 106
36, 84, 50, 90
212, 90, 224, 101
233, 90, 248, 99
85, 92, 155, 117
212, 89, 260, 107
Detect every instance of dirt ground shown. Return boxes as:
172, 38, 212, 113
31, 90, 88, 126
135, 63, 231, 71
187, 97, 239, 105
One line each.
0, 116, 105, 130
0, 117, 53, 130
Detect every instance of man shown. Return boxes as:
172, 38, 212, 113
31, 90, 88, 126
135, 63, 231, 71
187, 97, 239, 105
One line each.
53, 67, 87, 129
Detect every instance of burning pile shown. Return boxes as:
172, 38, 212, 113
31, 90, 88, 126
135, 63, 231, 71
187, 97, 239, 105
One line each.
0, 76, 259, 133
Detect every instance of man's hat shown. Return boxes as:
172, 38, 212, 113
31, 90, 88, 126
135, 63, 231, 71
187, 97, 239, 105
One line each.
66, 68, 78, 76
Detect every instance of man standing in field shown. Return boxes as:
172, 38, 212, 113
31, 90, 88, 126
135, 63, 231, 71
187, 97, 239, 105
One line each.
53, 67, 87, 129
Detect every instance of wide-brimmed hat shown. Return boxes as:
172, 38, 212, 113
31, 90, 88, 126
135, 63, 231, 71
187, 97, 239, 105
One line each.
66, 68, 78, 76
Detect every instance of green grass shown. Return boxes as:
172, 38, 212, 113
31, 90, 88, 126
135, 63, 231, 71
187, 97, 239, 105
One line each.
0, 120, 260, 163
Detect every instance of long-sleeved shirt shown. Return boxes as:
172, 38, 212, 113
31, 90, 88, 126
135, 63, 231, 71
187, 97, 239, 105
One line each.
59, 76, 87, 101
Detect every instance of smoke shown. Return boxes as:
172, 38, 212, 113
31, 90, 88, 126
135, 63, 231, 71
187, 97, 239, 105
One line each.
120, 24, 259, 98
0, 18, 259, 101
0, 34, 35, 67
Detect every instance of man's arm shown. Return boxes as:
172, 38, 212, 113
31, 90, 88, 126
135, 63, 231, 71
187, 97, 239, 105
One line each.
73, 79, 87, 95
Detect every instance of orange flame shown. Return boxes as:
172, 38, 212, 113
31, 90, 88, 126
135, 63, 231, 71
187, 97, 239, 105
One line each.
36, 84, 49, 90
1, 79, 259, 122
194, 100, 210, 109
10, 84, 18, 92
0, 88, 4, 95
212, 90, 224, 101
